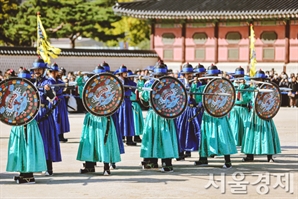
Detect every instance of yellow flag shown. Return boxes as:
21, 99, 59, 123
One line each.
37, 13, 61, 64
249, 24, 257, 77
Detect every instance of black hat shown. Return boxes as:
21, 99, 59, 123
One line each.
206, 64, 220, 76
234, 66, 245, 77
31, 58, 48, 70
194, 63, 206, 74
152, 62, 168, 76
180, 63, 194, 74
251, 69, 269, 79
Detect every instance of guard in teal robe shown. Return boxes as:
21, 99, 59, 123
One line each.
241, 70, 281, 162
76, 66, 121, 175
195, 65, 237, 169
6, 70, 47, 184
140, 63, 179, 172
229, 67, 253, 146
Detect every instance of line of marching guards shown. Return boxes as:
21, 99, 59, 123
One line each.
3, 58, 281, 184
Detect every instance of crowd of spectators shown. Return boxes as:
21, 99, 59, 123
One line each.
0, 66, 298, 108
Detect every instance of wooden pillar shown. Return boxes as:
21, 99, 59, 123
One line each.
181, 22, 186, 64
285, 20, 290, 64
150, 20, 155, 50
214, 22, 219, 64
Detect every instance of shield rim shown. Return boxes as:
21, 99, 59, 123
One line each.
254, 82, 281, 120
82, 73, 124, 117
0, 77, 41, 126
150, 75, 188, 119
202, 77, 236, 118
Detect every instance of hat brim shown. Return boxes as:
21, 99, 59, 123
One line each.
151, 72, 168, 76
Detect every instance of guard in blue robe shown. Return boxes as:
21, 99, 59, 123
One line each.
175, 63, 203, 160
117, 65, 137, 146
31, 58, 62, 176
48, 63, 70, 142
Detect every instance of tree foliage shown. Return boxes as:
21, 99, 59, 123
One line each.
107, 0, 150, 49
3, 0, 125, 48
0, 0, 19, 45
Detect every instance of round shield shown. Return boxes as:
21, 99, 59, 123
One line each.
254, 82, 281, 120
0, 77, 40, 126
203, 77, 236, 118
150, 76, 188, 119
82, 73, 124, 117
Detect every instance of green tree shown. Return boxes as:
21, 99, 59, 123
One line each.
108, 0, 150, 49
0, 0, 19, 45
4, 0, 124, 48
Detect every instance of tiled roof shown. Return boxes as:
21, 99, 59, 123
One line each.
113, 0, 298, 20
0, 47, 159, 58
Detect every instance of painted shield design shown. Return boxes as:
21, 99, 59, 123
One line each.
82, 73, 124, 117
203, 77, 236, 118
0, 78, 40, 126
150, 76, 188, 119
254, 82, 281, 120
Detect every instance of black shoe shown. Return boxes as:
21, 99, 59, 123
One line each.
184, 153, 191, 158
176, 156, 185, 161
110, 163, 116, 169
242, 157, 254, 162
16, 177, 35, 184
134, 137, 142, 143
126, 142, 137, 146
161, 166, 173, 173
13, 175, 21, 181
142, 162, 158, 169
44, 170, 53, 176
194, 160, 208, 166
80, 168, 95, 174
103, 170, 111, 176
222, 162, 232, 169
59, 138, 68, 142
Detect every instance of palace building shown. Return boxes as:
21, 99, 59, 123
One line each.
113, 0, 298, 73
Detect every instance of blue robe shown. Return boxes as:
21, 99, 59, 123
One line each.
34, 77, 62, 162
48, 77, 70, 135
118, 78, 136, 137
175, 79, 203, 152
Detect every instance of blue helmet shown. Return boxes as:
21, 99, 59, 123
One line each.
49, 63, 59, 72
31, 58, 47, 70
101, 61, 110, 72
93, 65, 106, 74
118, 65, 128, 74
152, 62, 168, 76
18, 69, 31, 79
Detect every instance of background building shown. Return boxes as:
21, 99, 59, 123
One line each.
113, 0, 298, 73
